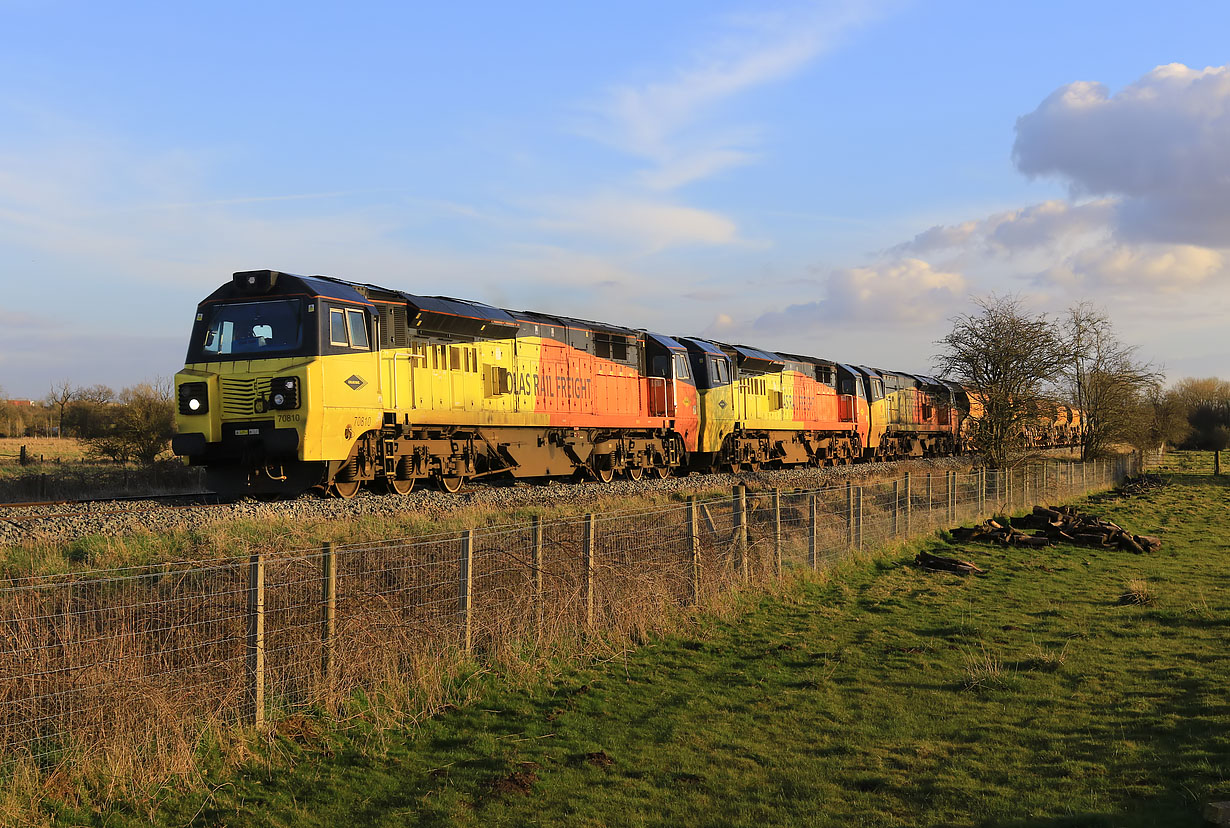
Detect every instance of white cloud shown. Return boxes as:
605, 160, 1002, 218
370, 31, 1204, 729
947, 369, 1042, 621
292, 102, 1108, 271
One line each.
1040, 243, 1224, 291
586, 1, 881, 190
537, 197, 742, 252
754, 257, 967, 334
1013, 63, 1230, 247
893, 199, 1116, 257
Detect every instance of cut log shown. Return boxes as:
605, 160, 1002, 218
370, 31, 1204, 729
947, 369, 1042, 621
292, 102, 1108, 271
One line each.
915, 551, 985, 575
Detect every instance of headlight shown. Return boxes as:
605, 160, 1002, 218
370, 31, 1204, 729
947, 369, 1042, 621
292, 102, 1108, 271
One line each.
178, 382, 209, 415
270, 377, 300, 410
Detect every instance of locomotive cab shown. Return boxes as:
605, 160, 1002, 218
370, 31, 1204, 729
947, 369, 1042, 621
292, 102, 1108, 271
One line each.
173, 270, 380, 495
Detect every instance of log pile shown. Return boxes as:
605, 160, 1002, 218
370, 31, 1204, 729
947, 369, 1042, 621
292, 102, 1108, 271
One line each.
948, 505, 1161, 553
1118, 473, 1166, 495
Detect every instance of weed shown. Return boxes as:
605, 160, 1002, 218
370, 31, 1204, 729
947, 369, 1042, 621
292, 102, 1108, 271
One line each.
1119, 577, 1156, 606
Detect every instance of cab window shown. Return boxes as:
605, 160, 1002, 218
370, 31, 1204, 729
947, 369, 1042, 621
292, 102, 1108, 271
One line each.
329, 309, 349, 346
346, 309, 370, 350
673, 354, 690, 380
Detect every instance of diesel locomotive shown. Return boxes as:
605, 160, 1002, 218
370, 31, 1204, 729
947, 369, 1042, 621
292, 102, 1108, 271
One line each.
171, 269, 1061, 498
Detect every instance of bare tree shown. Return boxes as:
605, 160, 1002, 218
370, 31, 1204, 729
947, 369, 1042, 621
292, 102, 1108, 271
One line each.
84, 379, 176, 464
45, 379, 78, 439
1063, 304, 1160, 460
1170, 377, 1230, 449
934, 295, 1070, 468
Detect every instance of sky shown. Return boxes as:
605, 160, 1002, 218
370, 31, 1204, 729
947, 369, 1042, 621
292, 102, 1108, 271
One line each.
1, 0, 1228, 398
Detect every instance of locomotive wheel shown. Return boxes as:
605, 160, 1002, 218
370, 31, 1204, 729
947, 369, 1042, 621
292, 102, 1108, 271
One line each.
438, 473, 465, 493
595, 465, 615, 484
385, 475, 415, 495
650, 465, 671, 479
333, 480, 361, 500
627, 465, 644, 482
747, 461, 762, 473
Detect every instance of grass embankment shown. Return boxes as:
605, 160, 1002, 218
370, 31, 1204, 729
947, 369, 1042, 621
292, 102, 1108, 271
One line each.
44, 470, 1228, 827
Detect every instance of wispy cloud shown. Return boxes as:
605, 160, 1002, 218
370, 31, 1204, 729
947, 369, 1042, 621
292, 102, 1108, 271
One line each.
583, 1, 884, 190
535, 196, 744, 252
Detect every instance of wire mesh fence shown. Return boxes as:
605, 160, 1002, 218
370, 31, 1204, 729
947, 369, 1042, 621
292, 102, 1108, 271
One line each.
0, 455, 1142, 776
1142, 449, 1222, 475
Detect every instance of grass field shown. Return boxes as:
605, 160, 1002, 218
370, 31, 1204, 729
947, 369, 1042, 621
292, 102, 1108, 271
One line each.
43, 468, 1227, 827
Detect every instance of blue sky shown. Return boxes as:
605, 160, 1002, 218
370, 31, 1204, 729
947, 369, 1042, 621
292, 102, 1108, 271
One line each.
2, 0, 1229, 397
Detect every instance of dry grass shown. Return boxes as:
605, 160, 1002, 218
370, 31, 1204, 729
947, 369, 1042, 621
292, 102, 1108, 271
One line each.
1119, 577, 1156, 606
0, 503, 762, 822
960, 644, 1010, 692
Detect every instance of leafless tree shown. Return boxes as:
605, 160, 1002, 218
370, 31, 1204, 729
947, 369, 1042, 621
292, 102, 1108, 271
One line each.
44, 379, 78, 439
85, 379, 176, 464
1171, 377, 1230, 449
1063, 304, 1160, 460
934, 294, 1070, 468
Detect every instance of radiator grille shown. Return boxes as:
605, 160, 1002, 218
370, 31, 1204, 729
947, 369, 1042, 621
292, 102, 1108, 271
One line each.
220, 377, 272, 416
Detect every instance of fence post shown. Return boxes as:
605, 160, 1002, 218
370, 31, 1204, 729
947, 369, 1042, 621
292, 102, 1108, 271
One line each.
246, 552, 265, 727
978, 468, 985, 516
1082, 460, 1087, 492
772, 488, 782, 578
531, 516, 544, 631
895, 474, 905, 538
1003, 467, 1010, 511
320, 542, 336, 684
734, 486, 748, 582
926, 472, 933, 529
946, 471, 954, 524
808, 493, 818, 570
905, 472, 912, 537
584, 513, 595, 629
1215, 451, 1222, 476
460, 529, 473, 655
856, 485, 864, 550
688, 497, 701, 603
845, 481, 854, 551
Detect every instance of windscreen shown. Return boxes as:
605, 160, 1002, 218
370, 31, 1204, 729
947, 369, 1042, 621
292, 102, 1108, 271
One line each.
194, 299, 304, 358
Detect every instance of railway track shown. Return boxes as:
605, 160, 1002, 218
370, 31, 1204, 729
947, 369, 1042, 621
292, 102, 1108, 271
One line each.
0, 492, 222, 523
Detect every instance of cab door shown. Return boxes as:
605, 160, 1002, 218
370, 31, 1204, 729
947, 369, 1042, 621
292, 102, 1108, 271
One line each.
699, 354, 737, 453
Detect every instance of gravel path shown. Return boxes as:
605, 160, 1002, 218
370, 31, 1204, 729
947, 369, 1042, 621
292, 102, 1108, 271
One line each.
0, 457, 987, 550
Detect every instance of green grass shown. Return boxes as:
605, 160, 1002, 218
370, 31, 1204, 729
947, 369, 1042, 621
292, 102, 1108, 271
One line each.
47, 471, 1229, 827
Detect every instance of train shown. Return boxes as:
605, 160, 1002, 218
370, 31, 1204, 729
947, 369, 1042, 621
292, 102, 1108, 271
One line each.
172, 269, 1080, 498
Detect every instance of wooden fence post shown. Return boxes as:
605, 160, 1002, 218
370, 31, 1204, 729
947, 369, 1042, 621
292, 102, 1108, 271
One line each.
320, 542, 336, 683
905, 472, 912, 537
808, 493, 818, 571
459, 529, 473, 654
845, 481, 854, 551
926, 472, 933, 530
688, 497, 701, 603
584, 513, 595, 629
892, 480, 900, 538
947, 471, 955, 524
531, 516, 544, 631
1215, 451, 1222, 476
978, 468, 985, 516
246, 552, 265, 727
734, 486, 748, 582
856, 485, 864, 551
772, 488, 782, 578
